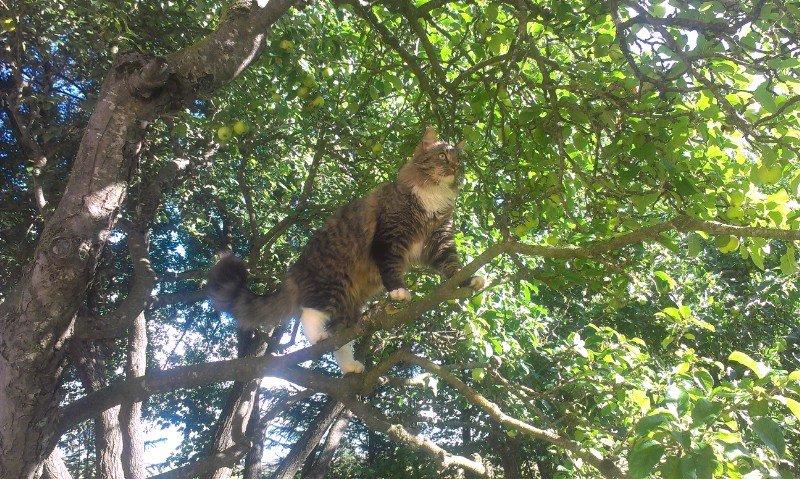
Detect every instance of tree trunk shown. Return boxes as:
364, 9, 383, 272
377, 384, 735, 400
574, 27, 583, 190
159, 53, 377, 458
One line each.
205, 380, 262, 479
0, 71, 144, 476
242, 391, 264, 479
489, 427, 522, 479
73, 346, 125, 479
119, 311, 147, 479
37, 449, 73, 479
0, 2, 299, 476
299, 411, 351, 479
270, 400, 345, 479
204, 329, 276, 479
95, 407, 126, 479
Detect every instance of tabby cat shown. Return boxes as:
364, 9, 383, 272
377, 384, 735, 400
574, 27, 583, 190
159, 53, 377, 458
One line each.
207, 127, 485, 373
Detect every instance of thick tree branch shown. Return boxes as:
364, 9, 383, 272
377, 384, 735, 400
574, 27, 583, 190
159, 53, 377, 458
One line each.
148, 443, 251, 479
272, 364, 492, 478
56, 214, 798, 434
0, 1, 303, 474
269, 399, 346, 479
36, 449, 72, 479
119, 311, 147, 479
299, 411, 351, 479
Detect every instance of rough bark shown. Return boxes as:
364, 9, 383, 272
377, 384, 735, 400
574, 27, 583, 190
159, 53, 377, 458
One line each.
299, 411, 351, 479
270, 400, 346, 479
0, 2, 299, 476
119, 311, 147, 479
36, 449, 73, 479
242, 391, 265, 479
149, 443, 251, 479
203, 329, 276, 479
489, 427, 522, 479
73, 348, 125, 479
204, 381, 262, 479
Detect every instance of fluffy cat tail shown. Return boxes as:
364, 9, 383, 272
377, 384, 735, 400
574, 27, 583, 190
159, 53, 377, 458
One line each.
206, 252, 296, 331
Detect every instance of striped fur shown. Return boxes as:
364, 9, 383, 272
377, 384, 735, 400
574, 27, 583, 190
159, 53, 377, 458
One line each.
206, 127, 485, 371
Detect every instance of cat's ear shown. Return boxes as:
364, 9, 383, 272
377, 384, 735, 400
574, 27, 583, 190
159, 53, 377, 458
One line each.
421, 126, 439, 149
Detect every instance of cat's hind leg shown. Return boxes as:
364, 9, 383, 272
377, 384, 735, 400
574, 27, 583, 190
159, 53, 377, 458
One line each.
300, 307, 331, 343
333, 341, 365, 374
300, 307, 364, 374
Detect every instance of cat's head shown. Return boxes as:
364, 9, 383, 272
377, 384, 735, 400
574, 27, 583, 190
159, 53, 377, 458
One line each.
399, 126, 465, 188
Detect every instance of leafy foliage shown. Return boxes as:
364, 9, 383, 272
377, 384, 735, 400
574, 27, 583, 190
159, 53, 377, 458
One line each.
2, 0, 800, 477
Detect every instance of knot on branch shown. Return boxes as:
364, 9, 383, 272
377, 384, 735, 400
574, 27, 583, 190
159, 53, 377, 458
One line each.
113, 53, 178, 103
129, 57, 170, 99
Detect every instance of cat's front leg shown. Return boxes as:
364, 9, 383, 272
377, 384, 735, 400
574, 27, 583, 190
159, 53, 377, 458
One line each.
372, 236, 412, 301
378, 257, 412, 301
425, 221, 486, 291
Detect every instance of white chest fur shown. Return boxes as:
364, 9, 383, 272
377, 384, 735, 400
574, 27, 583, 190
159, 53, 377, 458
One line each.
412, 183, 457, 215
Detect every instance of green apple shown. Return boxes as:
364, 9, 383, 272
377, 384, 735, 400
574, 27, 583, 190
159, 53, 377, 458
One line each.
217, 126, 232, 141
309, 96, 324, 108
233, 120, 248, 135
297, 86, 310, 98
371, 143, 383, 154
279, 39, 294, 51
302, 75, 317, 88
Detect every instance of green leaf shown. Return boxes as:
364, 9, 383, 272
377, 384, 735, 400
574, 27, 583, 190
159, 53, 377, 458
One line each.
691, 398, 722, 426
660, 456, 681, 479
766, 58, 800, 70
749, 244, 766, 270
753, 82, 778, 113
653, 271, 676, 291
693, 444, 717, 479
780, 250, 798, 276
752, 417, 785, 456
488, 34, 504, 55
687, 234, 703, 257
635, 413, 672, 435
774, 395, 800, 420
728, 351, 770, 379
628, 440, 665, 478
666, 385, 690, 417
630, 389, 651, 410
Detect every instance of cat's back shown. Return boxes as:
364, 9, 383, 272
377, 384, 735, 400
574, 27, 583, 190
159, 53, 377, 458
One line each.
295, 182, 393, 262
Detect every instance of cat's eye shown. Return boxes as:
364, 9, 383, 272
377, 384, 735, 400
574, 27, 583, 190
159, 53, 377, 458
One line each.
438, 153, 447, 160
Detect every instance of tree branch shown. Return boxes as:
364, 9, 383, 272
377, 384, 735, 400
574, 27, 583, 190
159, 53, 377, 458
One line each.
148, 443, 251, 479
269, 399, 346, 479
56, 213, 798, 433
400, 353, 631, 479
270, 362, 492, 478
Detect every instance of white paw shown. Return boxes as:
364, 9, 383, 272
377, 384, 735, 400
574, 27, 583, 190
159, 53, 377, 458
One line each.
389, 288, 412, 301
340, 360, 365, 374
469, 276, 486, 291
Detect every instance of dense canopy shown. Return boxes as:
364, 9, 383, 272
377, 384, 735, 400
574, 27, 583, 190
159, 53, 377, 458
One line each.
1, 0, 800, 478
